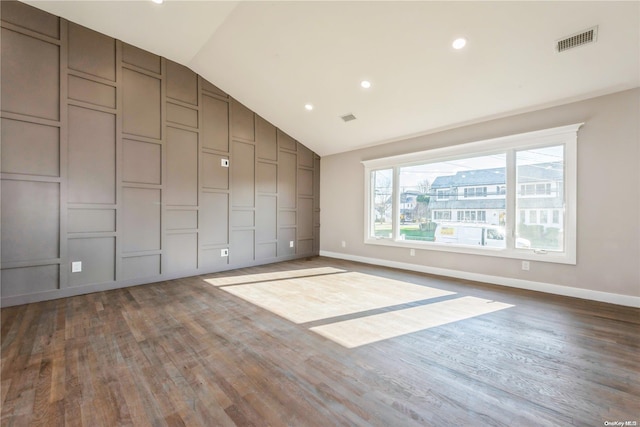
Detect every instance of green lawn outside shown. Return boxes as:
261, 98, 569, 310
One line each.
373, 223, 436, 241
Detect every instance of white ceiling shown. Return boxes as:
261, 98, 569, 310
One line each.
27, 1, 640, 157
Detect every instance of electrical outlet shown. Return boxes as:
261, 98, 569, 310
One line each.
221, 158, 229, 168
71, 261, 82, 273
522, 261, 530, 271
341, 241, 346, 248
289, 241, 294, 248
410, 249, 415, 256
221, 248, 229, 257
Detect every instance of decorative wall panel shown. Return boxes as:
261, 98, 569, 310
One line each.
1, 180, 59, 263
166, 60, 197, 105
122, 139, 161, 185
122, 43, 160, 74
231, 141, 255, 208
279, 151, 297, 209
202, 153, 228, 190
256, 196, 277, 242
231, 100, 255, 141
1, 265, 59, 297
256, 116, 277, 161
0, 1, 320, 306
122, 255, 160, 281
1, 28, 59, 120
1, 0, 59, 38
166, 127, 198, 206
165, 233, 198, 273
122, 188, 160, 253
1, 118, 59, 177
68, 22, 115, 81
68, 237, 115, 287
68, 106, 116, 204
68, 209, 115, 233
68, 75, 116, 108
122, 68, 161, 139
202, 95, 229, 152
200, 193, 228, 246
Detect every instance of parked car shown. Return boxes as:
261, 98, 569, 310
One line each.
434, 223, 531, 248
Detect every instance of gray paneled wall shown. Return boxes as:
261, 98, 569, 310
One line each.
0, 1, 320, 307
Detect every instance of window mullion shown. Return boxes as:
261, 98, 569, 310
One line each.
392, 166, 401, 240
505, 149, 516, 249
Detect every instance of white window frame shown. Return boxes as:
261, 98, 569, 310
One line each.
362, 123, 582, 265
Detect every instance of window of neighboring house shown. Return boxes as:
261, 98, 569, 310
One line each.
457, 210, 486, 222
434, 211, 451, 220
362, 123, 581, 264
436, 189, 449, 200
463, 186, 488, 198
540, 210, 548, 224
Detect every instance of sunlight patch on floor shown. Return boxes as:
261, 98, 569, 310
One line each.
310, 296, 514, 348
215, 271, 455, 323
205, 267, 346, 286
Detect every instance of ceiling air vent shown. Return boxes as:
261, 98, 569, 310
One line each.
341, 113, 357, 122
556, 26, 598, 52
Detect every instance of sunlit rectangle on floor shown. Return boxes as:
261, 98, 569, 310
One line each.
310, 296, 514, 348
216, 271, 456, 323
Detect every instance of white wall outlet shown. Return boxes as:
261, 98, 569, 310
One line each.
221, 248, 229, 257
410, 249, 415, 256
221, 158, 229, 168
341, 240, 346, 248
522, 261, 530, 271
71, 261, 82, 273
289, 240, 294, 248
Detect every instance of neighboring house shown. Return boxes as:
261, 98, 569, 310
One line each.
429, 162, 564, 229
400, 191, 420, 222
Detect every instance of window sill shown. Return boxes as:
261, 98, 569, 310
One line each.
364, 238, 576, 265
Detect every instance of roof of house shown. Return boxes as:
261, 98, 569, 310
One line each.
431, 162, 562, 189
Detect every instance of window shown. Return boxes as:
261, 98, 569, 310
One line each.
457, 210, 486, 222
433, 211, 451, 220
540, 210, 548, 224
463, 186, 488, 198
362, 123, 581, 264
516, 145, 564, 252
370, 169, 393, 239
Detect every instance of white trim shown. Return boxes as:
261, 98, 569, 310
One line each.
361, 123, 582, 265
319, 250, 640, 308
361, 123, 583, 169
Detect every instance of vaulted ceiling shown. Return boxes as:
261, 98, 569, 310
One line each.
26, 1, 640, 156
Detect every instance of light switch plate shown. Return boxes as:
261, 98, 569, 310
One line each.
221, 158, 229, 167
71, 261, 82, 273
289, 241, 294, 248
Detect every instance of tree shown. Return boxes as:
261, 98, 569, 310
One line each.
414, 179, 431, 222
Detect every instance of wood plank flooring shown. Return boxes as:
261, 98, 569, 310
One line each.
2, 257, 639, 426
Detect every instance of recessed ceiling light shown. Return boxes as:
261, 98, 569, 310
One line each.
452, 38, 467, 50
360, 80, 372, 89
152, 0, 164, 4
304, 104, 314, 111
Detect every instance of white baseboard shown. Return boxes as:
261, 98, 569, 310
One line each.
320, 250, 640, 308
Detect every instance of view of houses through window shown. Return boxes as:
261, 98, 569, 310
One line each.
371, 145, 565, 252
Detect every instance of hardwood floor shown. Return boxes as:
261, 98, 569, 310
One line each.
2, 257, 639, 426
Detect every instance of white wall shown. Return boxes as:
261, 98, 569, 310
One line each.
320, 88, 640, 303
